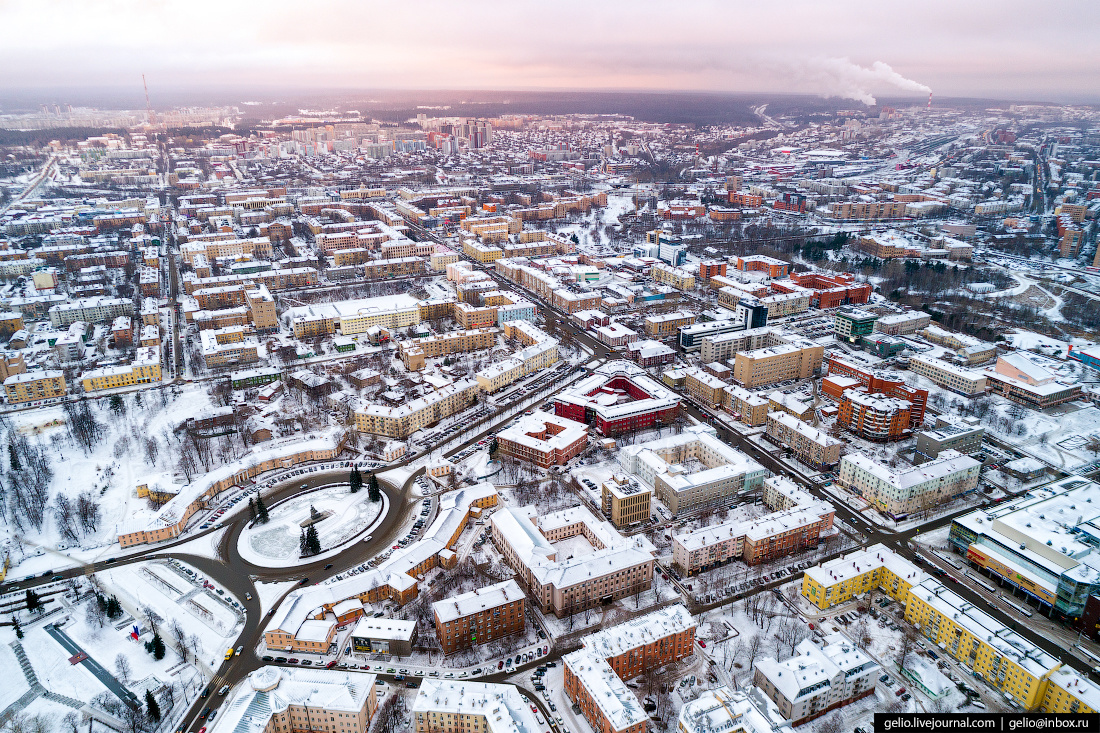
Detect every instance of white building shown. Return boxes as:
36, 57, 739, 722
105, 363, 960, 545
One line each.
754, 633, 880, 725
838, 449, 980, 517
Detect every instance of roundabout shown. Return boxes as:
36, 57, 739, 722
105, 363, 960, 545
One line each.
236, 484, 388, 568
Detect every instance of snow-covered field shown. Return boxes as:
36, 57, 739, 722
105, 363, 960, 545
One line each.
237, 485, 385, 567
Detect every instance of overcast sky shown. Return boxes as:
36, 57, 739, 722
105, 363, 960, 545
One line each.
2, 0, 1097, 104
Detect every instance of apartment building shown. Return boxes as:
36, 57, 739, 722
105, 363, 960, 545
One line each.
432, 579, 525, 655
564, 651, 648, 733
672, 477, 833, 574
733, 340, 824, 388
721, 384, 769, 427
838, 449, 980, 519
644, 310, 696, 338
736, 255, 788, 278
399, 328, 497, 371
699, 261, 727, 280
801, 544, 923, 610
909, 354, 988, 396
454, 302, 498, 329
875, 311, 931, 336
583, 604, 696, 680
355, 379, 479, 438
4, 370, 66, 404
245, 284, 278, 333
620, 425, 767, 515
683, 367, 728, 406
678, 687, 794, 733
625, 339, 676, 368
490, 504, 654, 618
601, 475, 652, 528
837, 390, 913, 442
825, 356, 928, 427
284, 296, 420, 336
905, 579, 1060, 710
755, 633, 879, 726
48, 296, 130, 328
651, 263, 696, 290
211, 666, 377, 733
764, 411, 843, 469
80, 347, 161, 391
495, 411, 588, 467
412, 681, 544, 733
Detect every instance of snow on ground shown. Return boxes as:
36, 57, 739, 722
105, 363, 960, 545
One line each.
237, 485, 385, 567
96, 560, 245, 671
0, 641, 31, 710
168, 526, 229, 561
2, 383, 220, 577
253, 580, 299, 619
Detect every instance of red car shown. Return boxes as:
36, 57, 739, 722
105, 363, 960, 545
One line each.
198, 728, 206, 733
697, 640, 707, 648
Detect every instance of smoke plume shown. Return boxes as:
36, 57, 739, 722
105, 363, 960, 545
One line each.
804, 57, 932, 105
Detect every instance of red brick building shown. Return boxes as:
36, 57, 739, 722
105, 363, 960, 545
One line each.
433, 580, 525, 655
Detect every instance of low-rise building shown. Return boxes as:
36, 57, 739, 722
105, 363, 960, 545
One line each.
833, 306, 878, 344
4, 370, 66, 403
764, 412, 843, 469
914, 416, 985, 462
495, 411, 588, 468
874, 311, 931, 336
349, 617, 418, 657
838, 449, 980, 518
433, 579, 526, 655
564, 650, 648, 733
754, 632, 879, 725
211, 666, 377, 733
801, 543, 923, 610
412, 680, 543, 733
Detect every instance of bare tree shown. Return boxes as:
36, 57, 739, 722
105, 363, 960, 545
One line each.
75, 490, 101, 534
114, 652, 132, 684
54, 493, 79, 543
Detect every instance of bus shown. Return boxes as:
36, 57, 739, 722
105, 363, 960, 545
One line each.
1001, 597, 1033, 618
965, 572, 998, 595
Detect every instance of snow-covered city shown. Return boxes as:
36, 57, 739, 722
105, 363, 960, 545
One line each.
1, 6, 1099, 733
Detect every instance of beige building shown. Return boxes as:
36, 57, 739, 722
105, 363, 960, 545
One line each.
764, 411, 842, 469
733, 340, 824, 388
4, 370, 66, 403
212, 666, 377, 733
909, 354, 988, 396
355, 380, 479, 438
399, 328, 497, 371
601, 475, 652, 528
651, 263, 696, 290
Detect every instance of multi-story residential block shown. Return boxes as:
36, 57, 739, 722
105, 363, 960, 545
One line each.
245, 284, 278, 333
48, 296, 130, 328
909, 354, 988, 396
874, 311, 931, 335
733, 338, 824, 388
399, 328, 497, 371
838, 449, 980, 518
905, 578, 1060, 710
620, 425, 767, 515
432, 579, 525, 655
601, 474, 652, 528
764, 412, 843, 468
801, 543, 923, 610
490, 504, 654, 618
594, 322, 639, 348
651, 262, 695, 290
755, 632, 879, 725
673, 477, 833, 574
412, 681, 543, 733
824, 356, 928, 426
200, 330, 259, 368
699, 260, 727, 281
644, 310, 696, 338
773, 272, 871, 309
721, 383, 770, 427
837, 390, 913, 442
736, 255, 788, 278
4, 370, 66, 403
564, 650, 648, 733
211, 666, 377, 733
678, 687, 794, 733
80, 347, 161, 391
624, 339, 676, 368
355, 380, 479, 438
495, 411, 588, 467
583, 604, 696, 680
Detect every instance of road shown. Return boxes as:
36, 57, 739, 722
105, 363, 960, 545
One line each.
44, 623, 141, 709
